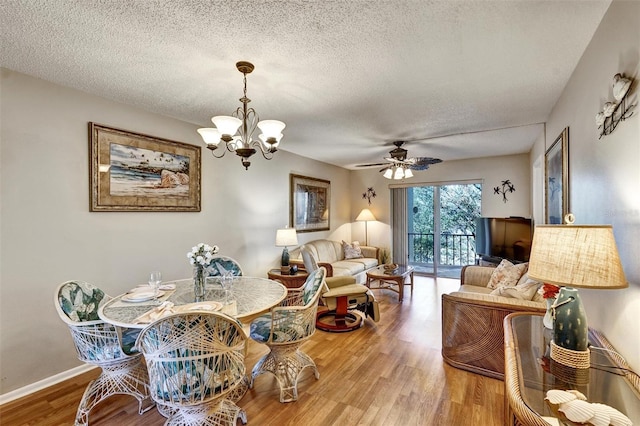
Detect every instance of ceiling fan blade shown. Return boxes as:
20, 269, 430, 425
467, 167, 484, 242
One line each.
383, 157, 406, 164
409, 157, 443, 170
413, 157, 443, 165
355, 162, 389, 168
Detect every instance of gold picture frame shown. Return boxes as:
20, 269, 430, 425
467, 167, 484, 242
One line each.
290, 174, 330, 232
89, 123, 201, 212
545, 127, 569, 224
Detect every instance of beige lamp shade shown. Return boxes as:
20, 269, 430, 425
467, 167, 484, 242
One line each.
528, 225, 627, 289
355, 208, 376, 222
275, 228, 298, 247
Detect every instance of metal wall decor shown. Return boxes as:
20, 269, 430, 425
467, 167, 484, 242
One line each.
494, 180, 515, 203
362, 187, 376, 205
596, 73, 635, 139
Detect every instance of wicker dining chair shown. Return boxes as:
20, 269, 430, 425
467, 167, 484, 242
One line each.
54, 280, 154, 426
206, 256, 244, 277
135, 311, 248, 426
249, 267, 327, 402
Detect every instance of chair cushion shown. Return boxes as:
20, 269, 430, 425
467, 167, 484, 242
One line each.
58, 281, 106, 322
121, 327, 141, 355
323, 284, 369, 298
302, 268, 325, 304
249, 313, 309, 344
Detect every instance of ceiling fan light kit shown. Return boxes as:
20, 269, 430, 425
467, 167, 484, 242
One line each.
197, 61, 285, 170
359, 141, 442, 180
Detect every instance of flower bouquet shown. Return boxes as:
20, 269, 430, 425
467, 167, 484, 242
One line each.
187, 243, 219, 299
539, 283, 560, 329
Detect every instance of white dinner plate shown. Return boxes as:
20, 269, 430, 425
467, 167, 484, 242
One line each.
178, 301, 223, 312
121, 290, 163, 303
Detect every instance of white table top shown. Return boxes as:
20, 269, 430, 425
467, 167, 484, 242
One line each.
98, 276, 287, 328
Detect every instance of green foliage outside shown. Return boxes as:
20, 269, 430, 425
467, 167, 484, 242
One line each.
408, 184, 481, 265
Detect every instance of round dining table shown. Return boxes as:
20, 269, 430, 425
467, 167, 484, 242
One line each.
98, 276, 287, 328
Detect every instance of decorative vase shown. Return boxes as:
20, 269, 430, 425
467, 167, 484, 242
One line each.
553, 287, 588, 351
193, 266, 206, 300
543, 298, 555, 329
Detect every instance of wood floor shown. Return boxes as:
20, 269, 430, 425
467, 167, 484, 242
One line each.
0, 275, 505, 425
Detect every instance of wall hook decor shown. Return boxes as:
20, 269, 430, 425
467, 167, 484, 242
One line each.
596, 73, 636, 139
494, 180, 515, 203
362, 187, 376, 205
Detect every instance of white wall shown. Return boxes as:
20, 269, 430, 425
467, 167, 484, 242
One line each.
0, 69, 352, 394
530, 0, 639, 370
350, 153, 533, 254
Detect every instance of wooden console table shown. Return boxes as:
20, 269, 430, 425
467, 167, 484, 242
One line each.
504, 313, 639, 426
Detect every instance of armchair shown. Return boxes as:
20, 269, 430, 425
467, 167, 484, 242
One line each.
54, 280, 154, 426
249, 267, 327, 402
135, 311, 248, 425
301, 245, 380, 332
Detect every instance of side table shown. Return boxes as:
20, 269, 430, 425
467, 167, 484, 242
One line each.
267, 269, 309, 288
504, 312, 639, 426
365, 265, 414, 302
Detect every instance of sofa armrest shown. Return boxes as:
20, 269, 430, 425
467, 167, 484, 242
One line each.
360, 245, 379, 260
290, 259, 334, 277
460, 265, 495, 288
441, 292, 545, 379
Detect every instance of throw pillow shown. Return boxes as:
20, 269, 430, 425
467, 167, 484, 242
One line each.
490, 273, 541, 300
342, 240, 363, 259
486, 259, 528, 290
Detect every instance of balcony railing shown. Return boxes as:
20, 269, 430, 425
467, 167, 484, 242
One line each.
408, 232, 476, 266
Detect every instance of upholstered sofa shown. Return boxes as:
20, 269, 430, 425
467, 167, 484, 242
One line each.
441, 265, 546, 380
289, 239, 380, 284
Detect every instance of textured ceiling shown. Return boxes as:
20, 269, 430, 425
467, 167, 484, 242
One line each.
0, 0, 611, 170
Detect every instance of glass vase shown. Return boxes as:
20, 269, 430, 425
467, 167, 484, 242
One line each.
193, 266, 206, 301
543, 298, 554, 329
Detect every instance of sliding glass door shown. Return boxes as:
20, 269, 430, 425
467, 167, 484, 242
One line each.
406, 183, 481, 277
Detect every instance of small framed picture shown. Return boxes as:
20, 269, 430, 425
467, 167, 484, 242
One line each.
290, 174, 330, 232
545, 127, 569, 224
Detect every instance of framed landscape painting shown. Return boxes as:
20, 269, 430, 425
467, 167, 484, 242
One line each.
545, 127, 569, 224
290, 174, 330, 232
89, 123, 201, 212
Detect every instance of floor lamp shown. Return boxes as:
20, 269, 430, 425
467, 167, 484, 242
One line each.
355, 208, 376, 246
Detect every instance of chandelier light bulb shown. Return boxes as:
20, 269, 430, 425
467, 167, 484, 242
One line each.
196, 128, 222, 146
211, 116, 242, 139
257, 120, 286, 140
383, 168, 393, 179
404, 168, 413, 178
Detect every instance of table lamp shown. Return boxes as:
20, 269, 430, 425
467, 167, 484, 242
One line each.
355, 208, 376, 246
528, 218, 627, 369
276, 227, 298, 272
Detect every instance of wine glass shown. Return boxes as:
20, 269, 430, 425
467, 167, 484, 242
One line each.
149, 271, 162, 295
221, 272, 234, 304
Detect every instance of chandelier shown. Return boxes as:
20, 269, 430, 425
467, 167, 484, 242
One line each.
197, 61, 285, 170
382, 165, 413, 180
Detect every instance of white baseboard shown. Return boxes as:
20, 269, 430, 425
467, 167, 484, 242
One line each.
0, 364, 96, 405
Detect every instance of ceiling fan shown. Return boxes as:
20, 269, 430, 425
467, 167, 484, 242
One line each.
355, 141, 442, 179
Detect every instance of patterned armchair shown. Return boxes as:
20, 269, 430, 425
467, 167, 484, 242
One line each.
135, 311, 248, 425
54, 280, 154, 426
249, 267, 327, 402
